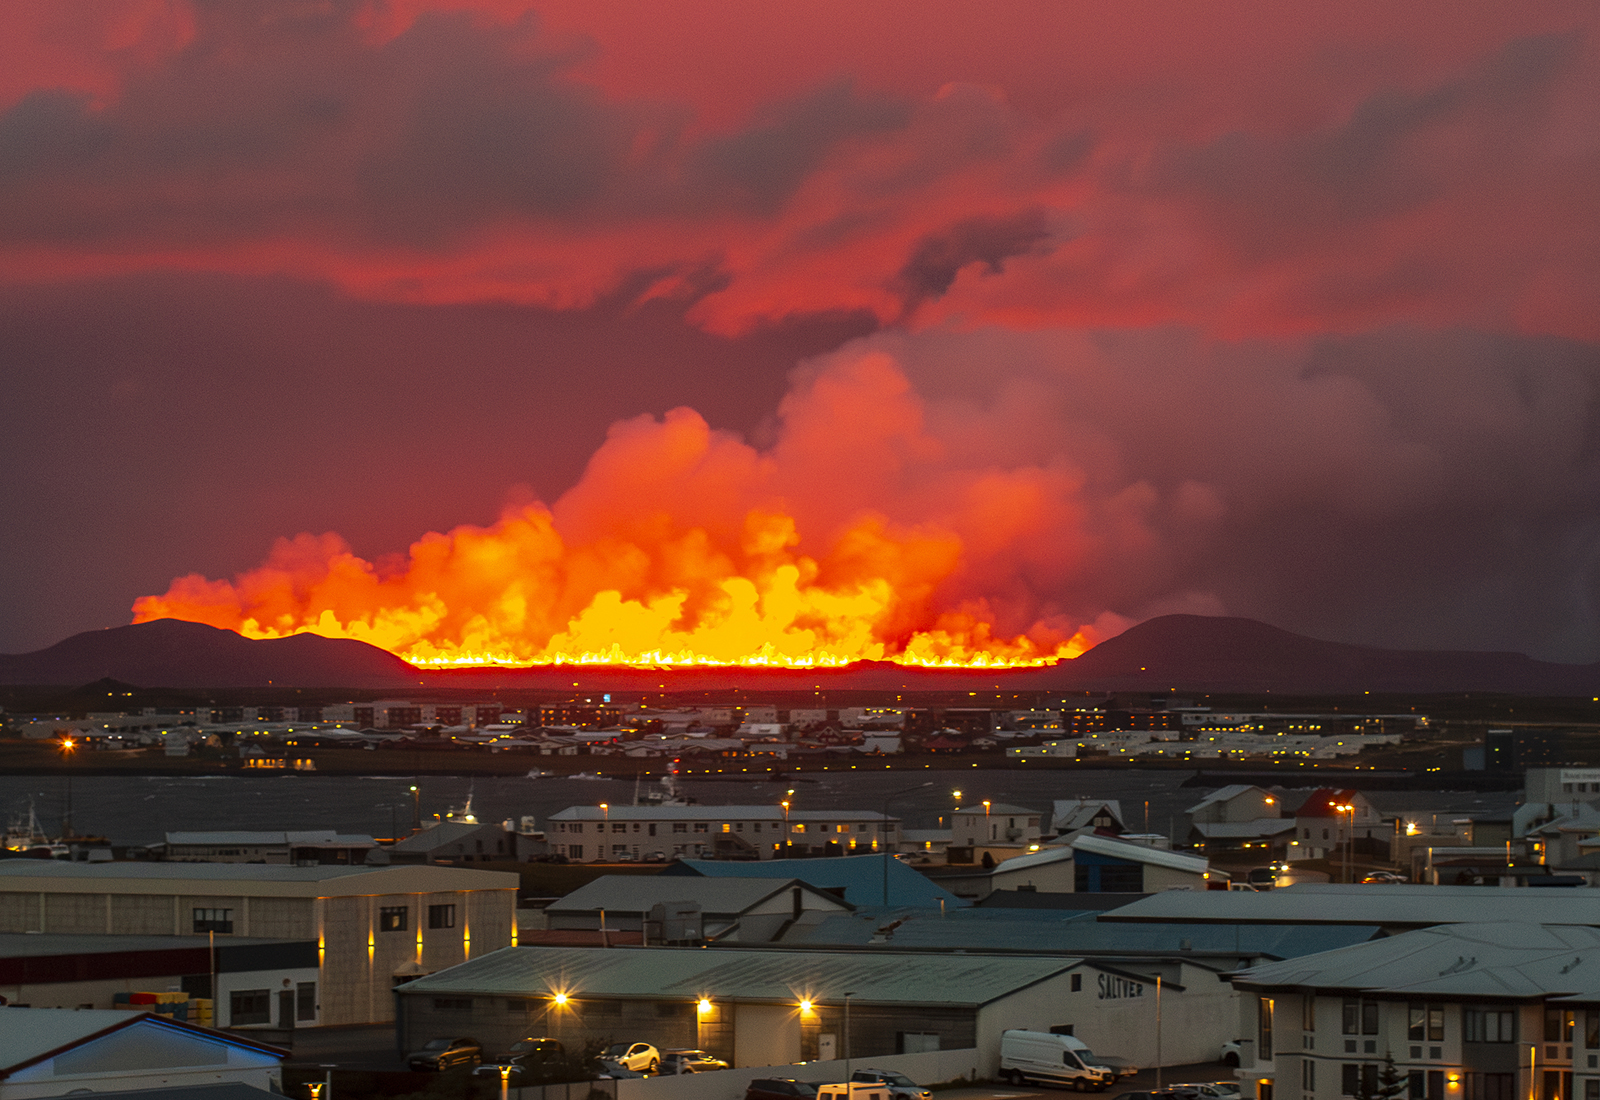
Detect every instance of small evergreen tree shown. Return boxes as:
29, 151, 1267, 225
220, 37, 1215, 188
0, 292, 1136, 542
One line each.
1377, 1053, 1407, 1100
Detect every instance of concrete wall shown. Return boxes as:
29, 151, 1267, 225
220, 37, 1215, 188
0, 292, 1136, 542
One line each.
0, 891, 314, 938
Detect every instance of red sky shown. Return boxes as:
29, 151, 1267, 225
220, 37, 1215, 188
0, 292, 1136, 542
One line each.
4, 0, 1599, 662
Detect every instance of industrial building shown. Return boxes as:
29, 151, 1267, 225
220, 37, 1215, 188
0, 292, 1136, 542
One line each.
161, 831, 377, 865
0, 863, 517, 1026
394, 943, 1230, 1073
544, 876, 853, 943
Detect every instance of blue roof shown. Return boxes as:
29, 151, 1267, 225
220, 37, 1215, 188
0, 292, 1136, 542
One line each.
660, 855, 966, 909
786, 910, 1380, 958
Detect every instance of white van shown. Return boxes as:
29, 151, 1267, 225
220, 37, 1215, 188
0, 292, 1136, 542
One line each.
998, 1029, 1115, 1090
817, 1085, 890, 1100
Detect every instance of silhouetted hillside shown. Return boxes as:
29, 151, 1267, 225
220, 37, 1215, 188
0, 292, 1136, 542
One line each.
0, 619, 419, 689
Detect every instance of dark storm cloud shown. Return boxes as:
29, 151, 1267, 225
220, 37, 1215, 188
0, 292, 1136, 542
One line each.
894, 209, 1055, 313
694, 82, 914, 213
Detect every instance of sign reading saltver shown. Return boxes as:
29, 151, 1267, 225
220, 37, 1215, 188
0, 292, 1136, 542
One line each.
1559, 769, 1600, 786
1098, 973, 1145, 1000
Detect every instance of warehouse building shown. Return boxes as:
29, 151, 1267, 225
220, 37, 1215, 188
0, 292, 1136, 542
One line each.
0, 1008, 287, 1097
0, 863, 517, 1026
395, 943, 1231, 1072
544, 876, 853, 943
0, 933, 316, 1031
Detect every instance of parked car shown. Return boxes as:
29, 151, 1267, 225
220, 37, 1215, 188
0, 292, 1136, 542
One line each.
1220, 1039, 1244, 1067
662, 1049, 731, 1074
1361, 871, 1407, 884
470, 1037, 566, 1085
849, 1069, 932, 1100
1087, 1055, 1140, 1080
1113, 1090, 1203, 1100
600, 1041, 660, 1073
406, 1036, 482, 1071
744, 1078, 822, 1100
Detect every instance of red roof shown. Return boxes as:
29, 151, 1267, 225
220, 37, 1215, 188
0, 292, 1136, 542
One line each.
1296, 788, 1359, 818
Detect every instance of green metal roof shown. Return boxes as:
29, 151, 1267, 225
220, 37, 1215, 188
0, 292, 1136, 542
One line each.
398, 945, 1076, 1008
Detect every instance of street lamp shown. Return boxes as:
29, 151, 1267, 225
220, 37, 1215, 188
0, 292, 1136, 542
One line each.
1334, 803, 1356, 883
499, 1064, 512, 1100
58, 738, 75, 839
409, 785, 420, 834
882, 782, 933, 906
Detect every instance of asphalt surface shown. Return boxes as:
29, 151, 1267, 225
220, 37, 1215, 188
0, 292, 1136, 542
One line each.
282, 1032, 1229, 1099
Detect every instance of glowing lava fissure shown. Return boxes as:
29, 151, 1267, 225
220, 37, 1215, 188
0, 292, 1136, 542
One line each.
131, 503, 1092, 671
132, 355, 1122, 670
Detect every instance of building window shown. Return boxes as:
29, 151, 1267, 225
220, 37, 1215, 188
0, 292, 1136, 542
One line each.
612, 823, 627, 833
1547, 1009, 1576, 1043
1259, 997, 1274, 1061
568, 844, 583, 858
296, 982, 317, 1021
722, 824, 732, 833
1303, 1060, 1316, 1092
429, 904, 456, 929
1410, 1004, 1445, 1042
1464, 1008, 1517, 1043
1343, 999, 1379, 1036
1585, 1009, 1599, 1048
1304, 995, 1316, 1031
672, 824, 687, 833
230, 989, 271, 1026
693, 823, 709, 833
379, 906, 408, 932
1071, 974, 1082, 992
193, 908, 233, 934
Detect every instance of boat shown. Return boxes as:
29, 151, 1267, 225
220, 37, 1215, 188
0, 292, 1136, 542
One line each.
4, 798, 63, 856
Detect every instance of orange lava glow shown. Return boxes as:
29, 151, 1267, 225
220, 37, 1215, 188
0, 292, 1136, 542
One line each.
132, 504, 1093, 669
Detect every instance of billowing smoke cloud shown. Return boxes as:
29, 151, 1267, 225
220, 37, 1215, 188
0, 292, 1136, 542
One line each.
133, 325, 1600, 664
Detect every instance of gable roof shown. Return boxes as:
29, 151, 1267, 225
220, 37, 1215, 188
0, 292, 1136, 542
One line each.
1071, 834, 1210, 873
0, 1009, 286, 1079
659, 854, 964, 909
549, 876, 851, 915
1185, 785, 1267, 814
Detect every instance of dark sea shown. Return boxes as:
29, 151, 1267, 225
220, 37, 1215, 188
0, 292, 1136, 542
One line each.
0, 769, 1521, 848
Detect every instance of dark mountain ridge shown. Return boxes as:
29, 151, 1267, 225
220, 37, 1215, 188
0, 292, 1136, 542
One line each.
1, 615, 1595, 695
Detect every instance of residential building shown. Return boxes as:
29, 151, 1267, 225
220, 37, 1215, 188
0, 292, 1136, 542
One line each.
950, 804, 1044, 848
1228, 922, 1600, 1100
544, 805, 901, 862
386, 821, 522, 865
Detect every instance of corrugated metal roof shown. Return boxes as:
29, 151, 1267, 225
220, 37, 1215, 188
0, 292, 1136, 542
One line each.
549, 876, 850, 915
1232, 923, 1600, 998
661, 855, 964, 909
1071, 834, 1209, 873
788, 911, 1380, 959
1103, 884, 1600, 927
397, 945, 1075, 1007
